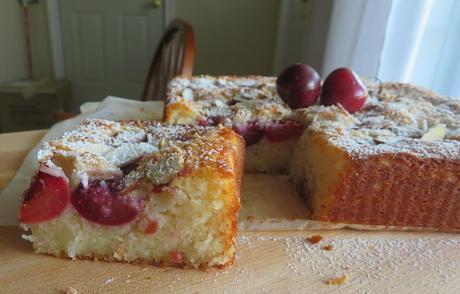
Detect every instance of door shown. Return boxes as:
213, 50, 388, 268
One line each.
59, 0, 164, 110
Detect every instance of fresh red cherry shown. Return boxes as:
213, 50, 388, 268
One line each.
71, 179, 142, 225
320, 67, 368, 113
276, 63, 321, 109
265, 119, 305, 142
19, 171, 70, 224
232, 122, 264, 146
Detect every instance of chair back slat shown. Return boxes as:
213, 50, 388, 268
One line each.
141, 19, 195, 101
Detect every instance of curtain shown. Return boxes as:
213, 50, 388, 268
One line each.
323, 0, 460, 97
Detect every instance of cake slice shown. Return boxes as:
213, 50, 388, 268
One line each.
164, 76, 304, 173
290, 83, 460, 230
19, 119, 244, 268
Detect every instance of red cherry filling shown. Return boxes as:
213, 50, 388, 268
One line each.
265, 119, 305, 142
198, 118, 210, 127
71, 179, 142, 225
232, 122, 265, 146
170, 251, 184, 264
19, 171, 70, 224
144, 219, 159, 234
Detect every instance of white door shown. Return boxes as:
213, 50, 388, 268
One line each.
59, 0, 164, 110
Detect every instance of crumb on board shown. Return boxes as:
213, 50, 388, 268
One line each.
246, 215, 255, 221
325, 274, 349, 285
63, 286, 78, 294
305, 235, 323, 244
321, 244, 334, 251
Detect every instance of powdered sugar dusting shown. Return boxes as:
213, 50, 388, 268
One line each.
167, 75, 292, 125
304, 82, 460, 160
37, 119, 236, 187
236, 232, 460, 293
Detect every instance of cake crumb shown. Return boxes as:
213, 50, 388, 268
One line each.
63, 287, 78, 294
321, 244, 334, 251
246, 215, 255, 221
325, 274, 349, 285
305, 235, 323, 244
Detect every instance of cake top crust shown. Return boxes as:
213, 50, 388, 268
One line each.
38, 119, 242, 189
167, 75, 460, 159
167, 75, 292, 126
301, 82, 460, 159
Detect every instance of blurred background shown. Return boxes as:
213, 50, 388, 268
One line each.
0, 0, 459, 132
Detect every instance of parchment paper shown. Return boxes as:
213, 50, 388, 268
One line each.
0, 97, 164, 225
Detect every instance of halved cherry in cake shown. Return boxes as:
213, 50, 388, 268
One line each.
320, 67, 368, 113
232, 122, 265, 146
265, 119, 305, 142
170, 251, 184, 264
198, 117, 210, 127
19, 171, 70, 224
71, 179, 142, 226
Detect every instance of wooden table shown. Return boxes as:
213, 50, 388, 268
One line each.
1, 130, 459, 293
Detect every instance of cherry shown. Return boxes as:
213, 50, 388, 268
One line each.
197, 118, 209, 127
232, 122, 264, 146
170, 251, 184, 264
144, 219, 158, 234
276, 63, 321, 109
320, 67, 368, 113
19, 171, 70, 224
71, 179, 142, 225
265, 119, 305, 142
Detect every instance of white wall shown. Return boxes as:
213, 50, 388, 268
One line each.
175, 0, 280, 76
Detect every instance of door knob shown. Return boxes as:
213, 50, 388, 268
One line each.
151, 0, 161, 8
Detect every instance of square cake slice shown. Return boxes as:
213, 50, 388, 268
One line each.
290, 83, 460, 230
164, 76, 304, 173
19, 119, 244, 268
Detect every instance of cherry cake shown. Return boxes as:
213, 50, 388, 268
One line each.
164, 76, 304, 173
19, 119, 244, 268
165, 75, 460, 230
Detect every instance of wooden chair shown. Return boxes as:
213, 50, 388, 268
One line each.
141, 19, 195, 101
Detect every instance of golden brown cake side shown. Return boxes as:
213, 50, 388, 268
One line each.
295, 130, 460, 230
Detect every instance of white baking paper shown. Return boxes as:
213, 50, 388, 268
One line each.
0, 97, 164, 225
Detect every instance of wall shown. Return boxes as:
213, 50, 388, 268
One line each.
175, 0, 280, 76
273, 0, 333, 77
29, 0, 54, 79
0, 1, 53, 84
0, 1, 27, 83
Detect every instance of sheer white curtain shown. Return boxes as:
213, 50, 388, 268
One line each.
322, 0, 460, 97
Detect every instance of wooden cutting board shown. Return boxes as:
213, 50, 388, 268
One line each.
1, 227, 460, 293
1, 130, 460, 293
